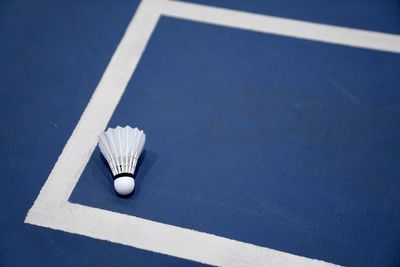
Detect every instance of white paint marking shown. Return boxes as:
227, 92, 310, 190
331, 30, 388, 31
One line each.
27, 202, 335, 266
25, 0, 161, 209
162, 0, 400, 53
25, 0, 400, 265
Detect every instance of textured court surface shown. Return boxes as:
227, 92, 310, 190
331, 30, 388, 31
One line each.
1, 0, 400, 266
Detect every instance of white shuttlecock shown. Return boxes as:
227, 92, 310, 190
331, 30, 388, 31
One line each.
98, 126, 146, 195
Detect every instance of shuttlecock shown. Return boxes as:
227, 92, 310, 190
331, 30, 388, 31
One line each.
98, 126, 146, 195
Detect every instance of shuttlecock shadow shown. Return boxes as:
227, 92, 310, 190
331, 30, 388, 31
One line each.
98, 149, 157, 198
131, 150, 157, 197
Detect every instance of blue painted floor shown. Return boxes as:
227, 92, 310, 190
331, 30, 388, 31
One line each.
1, 1, 400, 266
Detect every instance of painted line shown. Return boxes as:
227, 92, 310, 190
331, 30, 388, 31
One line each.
163, 0, 400, 53
24, 0, 400, 265
25, 0, 161, 208
27, 202, 336, 266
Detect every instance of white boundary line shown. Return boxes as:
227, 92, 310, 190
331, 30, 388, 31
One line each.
25, 0, 400, 266
163, 0, 400, 53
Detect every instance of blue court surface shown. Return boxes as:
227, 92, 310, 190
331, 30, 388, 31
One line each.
1, 0, 400, 266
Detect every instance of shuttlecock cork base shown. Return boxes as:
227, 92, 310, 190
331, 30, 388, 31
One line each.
114, 174, 135, 196
98, 126, 146, 196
